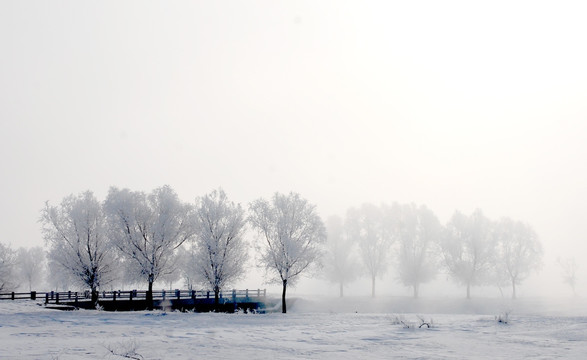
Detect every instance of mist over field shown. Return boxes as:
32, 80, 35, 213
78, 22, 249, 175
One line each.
1, 2, 587, 359
1, 0, 586, 314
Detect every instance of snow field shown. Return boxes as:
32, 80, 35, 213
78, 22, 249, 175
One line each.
1, 297, 586, 359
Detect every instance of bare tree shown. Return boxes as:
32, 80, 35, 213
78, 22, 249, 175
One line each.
557, 256, 578, 296
395, 203, 442, 298
41, 191, 116, 306
249, 192, 326, 313
0, 242, 16, 292
441, 209, 496, 299
16, 246, 46, 291
192, 189, 248, 307
104, 185, 194, 309
346, 203, 393, 297
494, 218, 543, 299
323, 215, 359, 297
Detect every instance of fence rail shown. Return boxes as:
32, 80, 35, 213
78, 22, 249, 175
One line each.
0, 291, 42, 301
0, 289, 267, 304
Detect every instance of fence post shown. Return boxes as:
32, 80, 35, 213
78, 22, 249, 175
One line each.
11, 292, 15, 300
56, 293, 60, 305
113, 291, 117, 302
31, 291, 36, 300
245, 289, 249, 299
176, 289, 180, 300
68, 291, 71, 299
51, 291, 54, 300
75, 292, 78, 306
45, 293, 49, 304
191, 290, 196, 300
232, 289, 237, 312
207, 291, 210, 299
162, 290, 166, 300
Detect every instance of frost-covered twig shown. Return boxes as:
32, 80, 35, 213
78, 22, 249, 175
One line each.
417, 315, 433, 328
105, 339, 144, 360
390, 314, 434, 329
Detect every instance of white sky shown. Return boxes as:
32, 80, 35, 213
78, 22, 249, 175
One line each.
1, 1, 586, 296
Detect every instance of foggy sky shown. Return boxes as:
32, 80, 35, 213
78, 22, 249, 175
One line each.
1, 1, 586, 297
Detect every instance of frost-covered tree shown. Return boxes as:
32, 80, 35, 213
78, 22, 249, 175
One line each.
494, 218, 542, 299
41, 191, 116, 305
16, 246, 46, 291
47, 257, 75, 292
192, 189, 248, 306
158, 254, 182, 291
441, 209, 496, 299
346, 203, 393, 297
177, 246, 199, 290
323, 215, 359, 297
493, 260, 511, 298
104, 185, 194, 309
395, 203, 442, 298
557, 256, 578, 296
0, 242, 16, 292
249, 192, 326, 313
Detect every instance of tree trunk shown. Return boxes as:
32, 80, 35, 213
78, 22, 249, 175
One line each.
282, 279, 287, 313
147, 279, 154, 310
466, 283, 471, 299
371, 275, 376, 298
339, 282, 344, 298
91, 286, 98, 308
214, 287, 220, 311
512, 281, 516, 299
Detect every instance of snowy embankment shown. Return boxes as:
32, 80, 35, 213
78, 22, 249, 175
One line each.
1, 296, 586, 359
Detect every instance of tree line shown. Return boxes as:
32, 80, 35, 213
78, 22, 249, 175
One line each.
36, 186, 325, 312
324, 204, 543, 300
0, 186, 551, 312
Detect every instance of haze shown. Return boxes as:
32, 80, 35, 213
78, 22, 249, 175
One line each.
1, 1, 586, 298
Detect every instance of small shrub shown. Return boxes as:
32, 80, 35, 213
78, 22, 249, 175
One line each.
105, 339, 143, 359
495, 311, 510, 324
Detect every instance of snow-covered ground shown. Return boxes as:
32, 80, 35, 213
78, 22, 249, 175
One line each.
1, 296, 586, 359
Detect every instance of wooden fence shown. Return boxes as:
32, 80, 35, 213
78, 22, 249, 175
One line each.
0, 289, 267, 305
0, 291, 41, 301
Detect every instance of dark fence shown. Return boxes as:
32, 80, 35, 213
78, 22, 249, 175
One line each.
0, 291, 41, 301
0, 289, 267, 305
